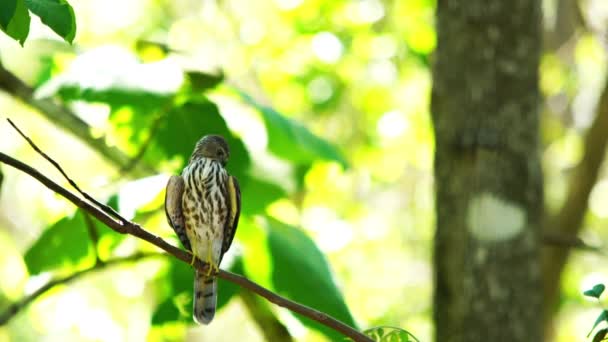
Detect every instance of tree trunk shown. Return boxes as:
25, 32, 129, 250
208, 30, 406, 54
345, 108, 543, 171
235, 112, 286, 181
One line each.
431, 1, 543, 341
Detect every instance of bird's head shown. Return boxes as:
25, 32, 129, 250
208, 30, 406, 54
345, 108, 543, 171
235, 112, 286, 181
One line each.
191, 135, 230, 166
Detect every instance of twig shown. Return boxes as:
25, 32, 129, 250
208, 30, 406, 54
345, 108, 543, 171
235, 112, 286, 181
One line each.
0, 149, 371, 341
83, 213, 103, 265
7, 118, 127, 224
0, 252, 163, 325
542, 231, 602, 253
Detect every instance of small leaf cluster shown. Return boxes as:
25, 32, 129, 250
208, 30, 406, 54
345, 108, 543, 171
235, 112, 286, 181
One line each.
584, 283, 608, 341
363, 326, 420, 342
0, 0, 76, 45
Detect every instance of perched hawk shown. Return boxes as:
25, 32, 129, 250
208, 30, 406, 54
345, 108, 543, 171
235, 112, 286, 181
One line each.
164, 135, 241, 324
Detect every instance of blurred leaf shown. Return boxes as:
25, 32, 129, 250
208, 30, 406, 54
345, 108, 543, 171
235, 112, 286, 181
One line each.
585, 284, 606, 299
240, 177, 285, 215
24, 211, 93, 274
1, 0, 30, 45
593, 328, 608, 342
40, 46, 178, 113
152, 256, 242, 325
185, 71, 224, 93
364, 326, 420, 342
588, 310, 608, 338
239, 218, 273, 289
58, 85, 171, 112
239, 91, 348, 168
152, 98, 251, 182
25, 0, 76, 43
0, 0, 17, 29
135, 40, 170, 62
264, 217, 356, 340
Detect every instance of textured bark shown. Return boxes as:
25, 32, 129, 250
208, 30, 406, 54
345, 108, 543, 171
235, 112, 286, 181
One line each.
431, 1, 543, 341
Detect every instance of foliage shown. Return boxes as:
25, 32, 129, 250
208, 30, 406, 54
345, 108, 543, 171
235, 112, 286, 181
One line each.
0, 0, 445, 340
0, 0, 75, 45
364, 326, 420, 342
584, 284, 608, 341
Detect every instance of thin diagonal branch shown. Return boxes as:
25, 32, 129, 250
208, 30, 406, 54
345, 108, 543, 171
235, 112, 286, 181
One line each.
0, 154, 371, 341
7, 118, 127, 223
0, 252, 163, 325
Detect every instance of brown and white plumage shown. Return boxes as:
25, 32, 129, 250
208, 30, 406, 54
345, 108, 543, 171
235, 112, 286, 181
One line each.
164, 135, 241, 324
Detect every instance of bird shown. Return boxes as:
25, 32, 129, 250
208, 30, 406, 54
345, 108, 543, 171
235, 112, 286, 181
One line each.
164, 135, 241, 324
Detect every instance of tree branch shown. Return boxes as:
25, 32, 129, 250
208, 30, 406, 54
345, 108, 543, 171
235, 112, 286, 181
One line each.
543, 76, 608, 327
0, 128, 371, 341
0, 252, 163, 325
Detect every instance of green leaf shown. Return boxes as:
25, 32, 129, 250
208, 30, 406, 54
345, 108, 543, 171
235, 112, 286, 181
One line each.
24, 0, 76, 43
588, 310, 608, 338
593, 328, 608, 342
264, 217, 356, 340
239, 91, 348, 168
24, 211, 93, 274
585, 284, 606, 299
1, 0, 30, 45
240, 177, 285, 215
365, 326, 421, 342
153, 98, 251, 182
0, 0, 17, 29
184, 71, 224, 93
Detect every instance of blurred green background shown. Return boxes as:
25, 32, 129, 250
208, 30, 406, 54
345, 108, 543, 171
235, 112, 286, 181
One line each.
0, 0, 607, 341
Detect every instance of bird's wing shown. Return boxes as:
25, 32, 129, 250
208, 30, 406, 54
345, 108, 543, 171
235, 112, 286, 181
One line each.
222, 175, 241, 256
165, 175, 191, 251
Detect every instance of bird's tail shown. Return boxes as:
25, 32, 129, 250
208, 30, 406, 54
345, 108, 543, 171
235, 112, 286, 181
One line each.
193, 270, 217, 324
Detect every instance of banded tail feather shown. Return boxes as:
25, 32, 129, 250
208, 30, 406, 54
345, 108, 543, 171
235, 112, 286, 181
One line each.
193, 270, 217, 325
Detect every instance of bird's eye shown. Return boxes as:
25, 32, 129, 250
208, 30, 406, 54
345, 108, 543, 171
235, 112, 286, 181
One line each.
217, 149, 225, 158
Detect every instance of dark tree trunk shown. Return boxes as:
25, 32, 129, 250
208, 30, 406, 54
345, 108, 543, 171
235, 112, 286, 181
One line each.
431, 1, 543, 341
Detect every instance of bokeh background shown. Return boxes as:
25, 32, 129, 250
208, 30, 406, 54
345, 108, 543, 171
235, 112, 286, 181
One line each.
0, 0, 607, 341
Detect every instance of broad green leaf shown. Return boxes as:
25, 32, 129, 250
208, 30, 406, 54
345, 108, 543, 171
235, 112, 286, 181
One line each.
57, 85, 171, 113
152, 257, 242, 325
40, 46, 179, 112
240, 177, 285, 215
1, 0, 30, 45
585, 284, 606, 299
593, 328, 608, 342
264, 217, 356, 340
588, 310, 608, 338
24, 0, 76, 43
0, 0, 17, 29
24, 211, 93, 274
239, 91, 348, 168
239, 218, 273, 289
153, 98, 251, 182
